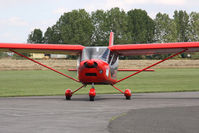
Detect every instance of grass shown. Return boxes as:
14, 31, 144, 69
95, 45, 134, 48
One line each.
0, 68, 199, 97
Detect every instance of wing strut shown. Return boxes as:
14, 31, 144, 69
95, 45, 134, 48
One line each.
9, 49, 80, 83
111, 85, 124, 93
115, 49, 187, 84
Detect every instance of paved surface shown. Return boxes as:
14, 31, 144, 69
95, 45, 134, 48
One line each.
109, 106, 199, 133
0, 92, 199, 133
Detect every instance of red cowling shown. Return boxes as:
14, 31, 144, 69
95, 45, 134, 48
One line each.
124, 89, 131, 97
65, 89, 72, 97
78, 59, 117, 84
89, 88, 96, 97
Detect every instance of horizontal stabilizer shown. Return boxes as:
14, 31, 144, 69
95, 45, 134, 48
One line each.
68, 69, 154, 72
118, 69, 154, 72
68, 69, 77, 71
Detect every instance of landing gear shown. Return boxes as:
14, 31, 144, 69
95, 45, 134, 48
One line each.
89, 87, 96, 101
64, 84, 97, 101
89, 83, 96, 101
124, 89, 131, 100
112, 85, 132, 100
65, 85, 85, 100
65, 89, 72, 100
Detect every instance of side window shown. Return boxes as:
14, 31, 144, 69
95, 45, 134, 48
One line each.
108, 52, 113, 64
101, 48, 110, 62
111, 54, 118, 65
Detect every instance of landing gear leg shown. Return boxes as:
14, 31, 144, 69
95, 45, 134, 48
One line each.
89, 83, 96, 101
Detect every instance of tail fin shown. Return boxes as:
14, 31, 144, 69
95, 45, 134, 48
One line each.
109, 32, 114, 46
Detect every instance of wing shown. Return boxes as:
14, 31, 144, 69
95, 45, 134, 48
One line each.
109, 42, 199, 56
0, 43, 84, 55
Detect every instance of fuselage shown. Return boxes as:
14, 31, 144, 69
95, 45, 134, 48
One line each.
78, 47, 118, 85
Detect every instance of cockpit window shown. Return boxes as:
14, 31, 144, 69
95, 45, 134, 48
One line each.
81, 47, 110, 62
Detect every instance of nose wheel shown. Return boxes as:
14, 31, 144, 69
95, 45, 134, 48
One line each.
89, 87, 96, 101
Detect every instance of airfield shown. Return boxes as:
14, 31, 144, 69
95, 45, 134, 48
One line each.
0, 92, 199, 133
0, 59, 199, 132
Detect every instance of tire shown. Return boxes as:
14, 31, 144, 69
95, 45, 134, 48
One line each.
126, 96, 131, 100
90, 96, 95, 101
66, 96, 71, 100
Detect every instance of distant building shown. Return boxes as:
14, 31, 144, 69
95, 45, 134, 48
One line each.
30, 53, 67, 59
50, 54, 67, 59
30, 53, 46, 59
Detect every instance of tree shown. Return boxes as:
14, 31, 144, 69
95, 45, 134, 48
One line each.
189, 12, 199, 41
44, 26, 62, 44
91, 8, 129, 45
56, 9, 94, 45
154, 13, 177, 43
91, 10, 107, 46
173, 10, 190, 42
105, 8, 129, 44
173, 10, 190, 58
127, 9, 155, 44
125, 9, 155, 59
187, 12, 199, 59
27, 29, 43, 43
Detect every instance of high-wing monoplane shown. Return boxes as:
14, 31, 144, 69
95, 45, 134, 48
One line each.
1, 32, 199, 101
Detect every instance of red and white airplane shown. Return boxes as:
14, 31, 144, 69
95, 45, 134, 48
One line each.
1, 32, 199, 101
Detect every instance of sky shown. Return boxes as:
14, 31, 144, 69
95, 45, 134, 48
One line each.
0, 0, 199, 43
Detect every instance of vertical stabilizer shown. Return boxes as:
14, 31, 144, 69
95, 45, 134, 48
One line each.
109, 32, 114, 46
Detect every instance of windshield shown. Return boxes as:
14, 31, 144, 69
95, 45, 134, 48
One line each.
81, 47, 110, 62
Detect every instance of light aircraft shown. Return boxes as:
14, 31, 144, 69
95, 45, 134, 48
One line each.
1, 32, 199, 101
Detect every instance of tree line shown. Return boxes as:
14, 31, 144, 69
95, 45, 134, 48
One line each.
3, 8, 199, 59
28, 8, 199, 44
28, 8, 155, 45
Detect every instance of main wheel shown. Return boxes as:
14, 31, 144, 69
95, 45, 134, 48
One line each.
124, 89, 132, 100
65, 89, 72, 100
66, 96, 71, 100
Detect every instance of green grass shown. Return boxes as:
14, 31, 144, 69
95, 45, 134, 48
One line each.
0, 68, 199, 97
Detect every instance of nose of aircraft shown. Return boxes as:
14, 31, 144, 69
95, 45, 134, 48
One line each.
87, 60, 94, 67
84, 60, 98, 68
